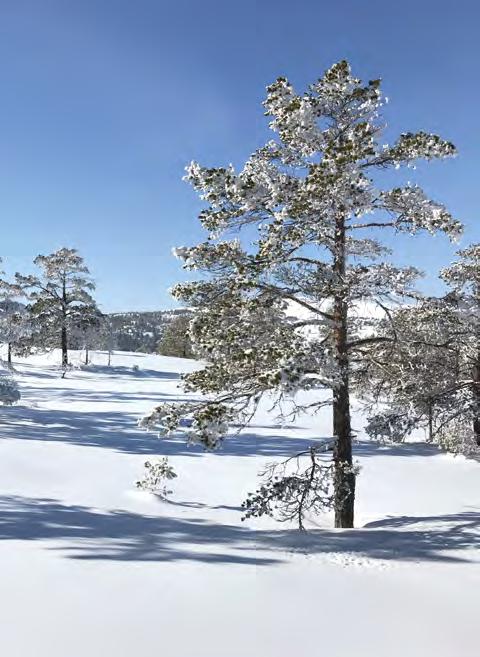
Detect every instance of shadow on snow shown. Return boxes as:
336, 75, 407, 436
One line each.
77, 364, 182, 380
0, 396, 444, 459
0, 495, 477, 566
0, 404, 334, 457
18, 363, 181, 382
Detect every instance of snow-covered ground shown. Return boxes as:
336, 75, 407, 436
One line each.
0, 350, 478, 657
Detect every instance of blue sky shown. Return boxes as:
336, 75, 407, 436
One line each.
0, 0, 478, 311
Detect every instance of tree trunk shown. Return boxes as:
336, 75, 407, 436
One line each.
332, 310, 355, 527
61, 275, 68, 368
427, 399, 434, 443
473, 287, 480, 447
7, 342, 12, 368
332, 215, 355, 528
473, 356, 480, 447
107, 323, 113, 366
61, 325, 68, 368
85, 346, 89, 365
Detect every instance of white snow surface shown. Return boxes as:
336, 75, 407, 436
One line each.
0, 349, 478, 657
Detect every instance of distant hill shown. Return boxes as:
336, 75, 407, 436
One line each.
107, 309, 189, 353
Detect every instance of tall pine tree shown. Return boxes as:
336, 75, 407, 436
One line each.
144, 61, 460, 528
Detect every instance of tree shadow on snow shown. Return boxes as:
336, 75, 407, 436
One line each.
0, 405, 191, 456
15, 384, 185, 405
353, 441, 441, 459
0, 398, 445, 460
16, 365, 61, 380
17, 363, 181, 382
79, 364, 182, 381
0, 496, 477, 566
0, 495, 279, 565
271, 511, 480, 564
0, 405, 332, 457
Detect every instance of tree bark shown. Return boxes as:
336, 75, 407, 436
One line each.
61, 274, 68, 368
473, 287, 480, 447
7, 342, 12, 368
61, 325, 68, 367
332, 215, 355, 528
85, 346, 89, 366
473, 355, 480, 447
427, 399, 434, 443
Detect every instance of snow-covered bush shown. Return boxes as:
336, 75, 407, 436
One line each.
0, 375, 20, 405
136, 457, 177, 497
365, 411, 418, 444
435, 421, 480, 457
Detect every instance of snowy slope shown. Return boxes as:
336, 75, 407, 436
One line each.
0, 350, 478, 657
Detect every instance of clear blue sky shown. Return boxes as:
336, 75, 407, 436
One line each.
0, 0, 478, 311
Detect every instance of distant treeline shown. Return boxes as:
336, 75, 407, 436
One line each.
107, 309, 189, 353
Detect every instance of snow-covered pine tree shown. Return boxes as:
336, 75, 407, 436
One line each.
15, 248, 98, 369
0, 299, 30, 367
0, 265, 23, 400
71, 306, 105, 365
440, 244, 480, 450
0, 267, 28, 367
102, 316, 114, 366
363, 245, 480, 455
360, 298, 460, 443
144, 61, 461, 528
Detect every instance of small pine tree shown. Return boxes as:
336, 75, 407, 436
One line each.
0, 300, 30, 367
0, 263, 29, 367
136, 457, 177, 498
71, 307, 105, 365
15, 248, 98, 369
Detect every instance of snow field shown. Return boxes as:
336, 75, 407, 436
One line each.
0, 350, 478, 657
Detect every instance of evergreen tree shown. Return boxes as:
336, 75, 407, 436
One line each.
0, 299, 30, 367
71, 306, 105, 365
157, 313, 194, 359
441, 244, 480, 449
15, 248, 98, 369
360, 298, 460, 444
362, 246, 480, 455
0, 266, 27, 367
143, 61, 460, 528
